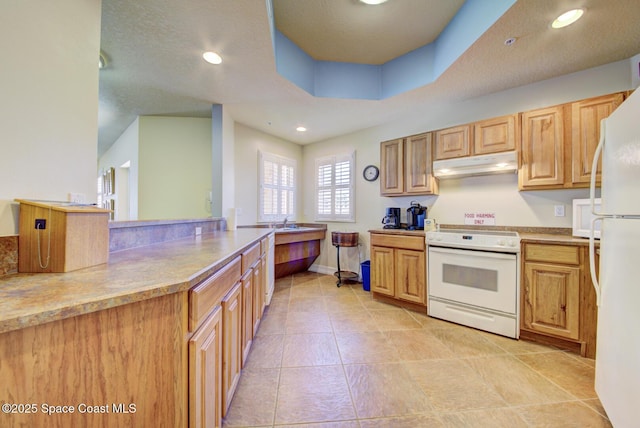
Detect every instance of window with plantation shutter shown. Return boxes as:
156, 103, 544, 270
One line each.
259, 151, 296, 223
315, 152, 355, 222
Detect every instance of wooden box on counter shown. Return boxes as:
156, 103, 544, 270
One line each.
16, 199, 111, 273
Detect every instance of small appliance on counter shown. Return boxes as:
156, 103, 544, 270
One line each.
382, 207, 401, 229
406, 201, 427, 230
573, 198, 601, 238
423, 218, 437, 232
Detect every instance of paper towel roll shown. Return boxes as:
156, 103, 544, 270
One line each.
227, 208, 237, 230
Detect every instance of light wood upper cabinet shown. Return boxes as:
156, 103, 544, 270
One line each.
519, 106, 565, 189
434, 116, 516, 160
434, 125, 471, 160
380, 134, 438, 196
405, 133, 438, 194
474, 114, 518, 155
380, 138, 404, 195
571, 93, 624, 185
519, 92, 625, 190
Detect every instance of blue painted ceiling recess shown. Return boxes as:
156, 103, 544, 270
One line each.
268, 0, 517, 100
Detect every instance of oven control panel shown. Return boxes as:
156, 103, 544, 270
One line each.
426, 230, 520, 253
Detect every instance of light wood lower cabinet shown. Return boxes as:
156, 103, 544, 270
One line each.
189, 306, 223, 428
0, 237, 272, 428
371, 245, 395, 296
221, 282, 242, 416
370, 232, 426, 309
0, 292, 188, 428
522, 261, 580, 340
241, 269, 254, 365
252, 259, 263, 333
521, 242, 598, 358
395, 248, 427, 304
189, 256, 241, 428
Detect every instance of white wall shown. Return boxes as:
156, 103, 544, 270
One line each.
138, 116, 212, 220
99, 118, 140, 220
302, 59, 633, 274
0, 0, 102, 236
233, 123, 303, 226
222, 108, 236, 218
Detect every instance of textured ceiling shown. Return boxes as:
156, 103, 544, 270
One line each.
98, 0, 640, 157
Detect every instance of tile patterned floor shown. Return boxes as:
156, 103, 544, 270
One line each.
222, 272, 612, 427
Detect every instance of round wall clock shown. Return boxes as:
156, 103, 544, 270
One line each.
363, 165, 379, 182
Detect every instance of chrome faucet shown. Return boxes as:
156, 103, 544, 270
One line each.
283, 216, 288, 228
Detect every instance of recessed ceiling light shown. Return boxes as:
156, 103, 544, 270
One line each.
359, 0, 388, 5
202, 51, 222, 65
504, 37, 516, 46
552, 8, 584, 29
296, 126, 307, 132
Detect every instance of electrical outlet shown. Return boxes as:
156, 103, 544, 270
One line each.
554, 205, 565, 217
68, 193, 86, 204
35, 219, 46, 229
195, 227, 202, 236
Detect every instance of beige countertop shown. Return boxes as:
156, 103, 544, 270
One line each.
369, 228, 426, 237
0, 228, 273, 334
369, 227, 598, 246
519, 233, 597, 246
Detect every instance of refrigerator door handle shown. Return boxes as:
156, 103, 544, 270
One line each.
588, 119, 606, 306
589, 216, 602, 306
589, 119, 605, 217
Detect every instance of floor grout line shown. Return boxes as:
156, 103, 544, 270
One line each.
224, 273, 610, 427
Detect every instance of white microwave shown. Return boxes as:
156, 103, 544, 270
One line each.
572, 198, 601, 239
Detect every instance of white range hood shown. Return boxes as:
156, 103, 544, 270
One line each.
433, 151, 517, 179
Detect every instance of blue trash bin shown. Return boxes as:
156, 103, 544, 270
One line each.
361, 261, 371, 291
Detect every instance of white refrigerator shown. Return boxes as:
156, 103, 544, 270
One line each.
589, 88, 640, 428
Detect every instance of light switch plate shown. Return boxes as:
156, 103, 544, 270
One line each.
554, 205, 565, 217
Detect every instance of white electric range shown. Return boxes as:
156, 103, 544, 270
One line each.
426, 229, 521, 338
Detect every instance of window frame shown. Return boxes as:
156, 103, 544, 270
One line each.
314, 151, 356, 222
258, 151, 297, 223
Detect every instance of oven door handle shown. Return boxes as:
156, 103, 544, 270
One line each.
428, 246, 516, 260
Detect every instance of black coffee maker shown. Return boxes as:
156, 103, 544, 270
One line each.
406, 202, 427, 230
382, 207, 401, 229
